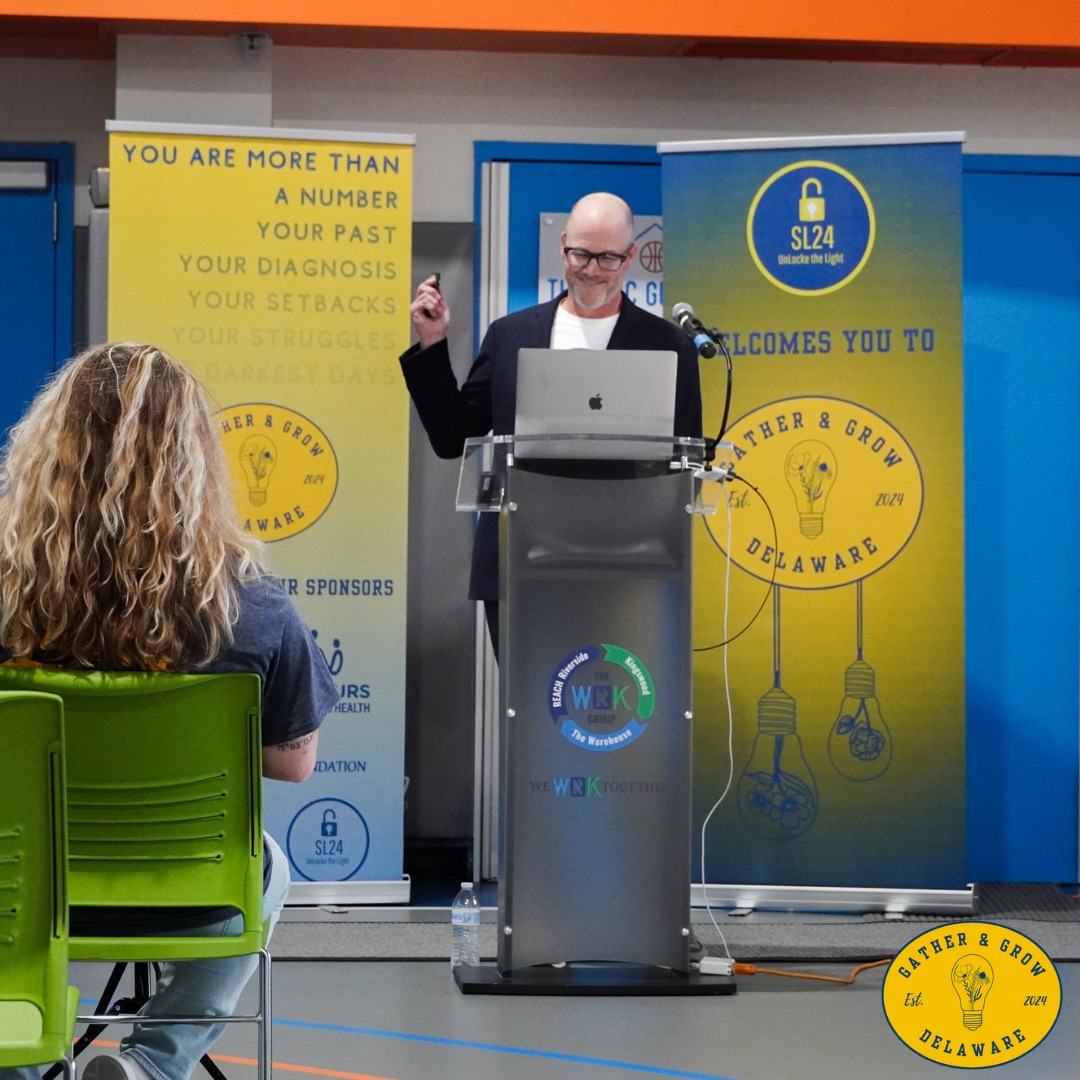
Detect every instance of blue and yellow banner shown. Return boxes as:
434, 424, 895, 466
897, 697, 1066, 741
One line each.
661, 134, 966, 890
107, 122, 414, 897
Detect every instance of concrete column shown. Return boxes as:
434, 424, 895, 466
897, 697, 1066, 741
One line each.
115, 33, 272, 126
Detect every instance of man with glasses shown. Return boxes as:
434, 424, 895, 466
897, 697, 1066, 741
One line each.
399, 191, 702, 647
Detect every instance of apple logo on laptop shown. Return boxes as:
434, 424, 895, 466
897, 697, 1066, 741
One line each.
588, 393, 603, 411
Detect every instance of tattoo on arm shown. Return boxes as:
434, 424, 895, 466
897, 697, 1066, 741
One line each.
273, 731, 317, 752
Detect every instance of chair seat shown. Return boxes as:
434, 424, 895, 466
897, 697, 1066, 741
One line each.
71, 916, 272, 963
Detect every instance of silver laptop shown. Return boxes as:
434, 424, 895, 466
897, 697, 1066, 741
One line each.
514, 348, 678, 460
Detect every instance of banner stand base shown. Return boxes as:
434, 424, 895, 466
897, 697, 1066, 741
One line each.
453, 962, 737, 996
693, 882, 976, 915
285, 877, 411, 906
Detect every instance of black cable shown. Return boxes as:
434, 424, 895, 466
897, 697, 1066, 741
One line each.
711, 329, 734, 446
694, 470, 779, 652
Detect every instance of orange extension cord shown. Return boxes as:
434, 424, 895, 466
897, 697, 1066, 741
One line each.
731, 958, 892, 984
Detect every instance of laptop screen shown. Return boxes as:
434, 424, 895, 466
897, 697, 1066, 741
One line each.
514, 348, 678, 459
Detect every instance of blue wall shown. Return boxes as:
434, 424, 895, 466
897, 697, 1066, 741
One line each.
963, 155, 1080, 882
477, 144, 1080, 884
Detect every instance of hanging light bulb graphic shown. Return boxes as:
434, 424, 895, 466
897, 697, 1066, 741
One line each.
829, 659, 893, 780
784, 439, 837, 538
239, 435, 277, 506
829, 581, 893, 781
738, 685, 819, 839
951, 955, 994, 1030
738, 589, 818, 839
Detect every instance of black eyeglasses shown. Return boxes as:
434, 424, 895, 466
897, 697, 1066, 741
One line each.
562, 247, 632, 271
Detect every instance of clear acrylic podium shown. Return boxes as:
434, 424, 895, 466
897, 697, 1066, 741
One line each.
453, 434, 735, 995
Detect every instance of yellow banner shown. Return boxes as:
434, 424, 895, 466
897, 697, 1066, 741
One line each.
108, 124, 413, 888
663, 137, 965, 892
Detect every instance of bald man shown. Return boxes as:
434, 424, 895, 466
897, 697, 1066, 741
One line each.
399, 193, 703, 644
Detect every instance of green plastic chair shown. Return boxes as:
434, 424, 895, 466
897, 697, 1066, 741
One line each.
0, 670, 268, 1080
0, 691, 77, 1080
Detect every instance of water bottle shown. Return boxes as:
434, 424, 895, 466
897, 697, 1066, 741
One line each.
450, 881, 481, 968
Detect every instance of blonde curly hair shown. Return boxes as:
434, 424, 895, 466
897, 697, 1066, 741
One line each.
0, 343, 265, 669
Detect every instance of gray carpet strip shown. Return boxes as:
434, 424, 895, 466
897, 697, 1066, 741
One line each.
271, 883, 1080, 963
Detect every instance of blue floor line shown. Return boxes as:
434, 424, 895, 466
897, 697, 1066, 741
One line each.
273, 1017, 736, 1080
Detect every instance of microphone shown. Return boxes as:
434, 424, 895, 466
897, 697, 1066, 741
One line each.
671, 302, 718, 358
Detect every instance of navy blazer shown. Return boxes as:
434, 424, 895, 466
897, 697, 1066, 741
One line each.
400, 293, 703, 601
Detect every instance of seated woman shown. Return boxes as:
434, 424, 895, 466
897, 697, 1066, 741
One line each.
0, 343, 337, 1080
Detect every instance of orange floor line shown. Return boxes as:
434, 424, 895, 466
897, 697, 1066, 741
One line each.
216, 1054, 398, 1080
88, 1040, 398, 1080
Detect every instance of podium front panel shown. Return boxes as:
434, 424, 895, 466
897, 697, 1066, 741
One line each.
498, 466, 693, 974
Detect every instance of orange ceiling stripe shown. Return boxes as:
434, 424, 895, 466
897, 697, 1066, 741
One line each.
1, 0, 1080, 49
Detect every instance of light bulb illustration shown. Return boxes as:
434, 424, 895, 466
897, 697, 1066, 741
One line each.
239, 435, 277, 506
784, 439, 837, 538
738, 686, 819, 839
737, 589, 818, 839
951, 955, 994, 1030
829, 580, 893, 781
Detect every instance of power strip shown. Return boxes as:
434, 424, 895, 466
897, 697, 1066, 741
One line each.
698, 956, 735, 976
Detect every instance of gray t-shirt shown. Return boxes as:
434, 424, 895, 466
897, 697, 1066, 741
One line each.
200, 575, 338, 745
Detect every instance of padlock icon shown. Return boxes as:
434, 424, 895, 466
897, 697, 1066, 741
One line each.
321, 809, 338, 837
799, 178, 825, 222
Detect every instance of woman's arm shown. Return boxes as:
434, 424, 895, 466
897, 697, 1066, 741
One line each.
262, 727, 320, 782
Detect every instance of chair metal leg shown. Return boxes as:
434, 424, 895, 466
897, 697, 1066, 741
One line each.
45, 964, 133, 1080
199, 1055, 229, 1080
197, 947, 270, 1080
258, 948, 272, 1080
132, 963, 153, 1004
60, 952, 271, 1080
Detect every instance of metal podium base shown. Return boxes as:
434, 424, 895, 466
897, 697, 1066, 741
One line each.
453, 962, 737, 996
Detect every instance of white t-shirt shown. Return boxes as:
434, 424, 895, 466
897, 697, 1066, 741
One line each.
550, 304, 619, 350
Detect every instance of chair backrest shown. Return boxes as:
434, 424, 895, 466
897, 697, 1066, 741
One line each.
0, 669, 263, 962
0, 690, 71, 1067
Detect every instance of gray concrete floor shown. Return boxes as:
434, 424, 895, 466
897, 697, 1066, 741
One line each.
78, 959, 1079, 1080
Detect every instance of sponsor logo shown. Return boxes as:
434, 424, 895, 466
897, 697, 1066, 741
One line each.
310, 629, 344, 675
310, 629, 371, 714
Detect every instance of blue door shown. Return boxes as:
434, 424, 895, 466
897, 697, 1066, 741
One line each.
0, 143, 74, 438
